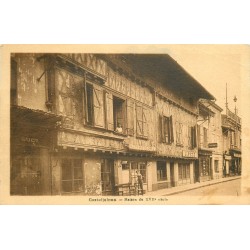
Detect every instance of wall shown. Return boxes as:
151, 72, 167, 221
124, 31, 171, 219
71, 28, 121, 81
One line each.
13, 54, 48, 111
83, 155, 102, 195
156, 97, 198, 157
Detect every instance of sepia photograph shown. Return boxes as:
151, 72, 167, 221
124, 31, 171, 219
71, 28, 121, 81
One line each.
1, 44, 249, 204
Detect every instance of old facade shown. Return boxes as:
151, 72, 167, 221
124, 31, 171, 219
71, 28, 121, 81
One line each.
10, 53, 216, 196
222, 108, 241, 176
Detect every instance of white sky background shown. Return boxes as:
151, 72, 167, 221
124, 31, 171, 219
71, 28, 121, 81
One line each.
161, 44, 248, 116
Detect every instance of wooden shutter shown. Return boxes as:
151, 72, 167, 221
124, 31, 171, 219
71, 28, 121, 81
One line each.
93, 85, 105, 128
105, 92, 114, 131
126, 99, 134, 136
142, 107, 148, 137
191, 126, 197, 148
180, 123, 183, 145
158, 115, 163, 143
136, 104, 143, 136
169, 116, 174, 143
197, 125, 201, 147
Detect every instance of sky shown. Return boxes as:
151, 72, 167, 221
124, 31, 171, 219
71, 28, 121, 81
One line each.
160, 44, 249, 116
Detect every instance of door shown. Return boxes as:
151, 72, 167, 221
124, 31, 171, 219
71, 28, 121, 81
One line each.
194, 160, 199, 183
101, 159, 115, 195
170, 162, 175, 187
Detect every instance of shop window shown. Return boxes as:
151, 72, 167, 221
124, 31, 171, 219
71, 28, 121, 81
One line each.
157, 161, 167, 181
11, 147, 42, 195
11, 59, 17, 105
130, 162, 147, 184
178, 163, 190, 180
159, 115, 174, 144
199, 158, 210, 176
136, 104, 148, 138
214, 160, 219, 173
61, 159, 83, 193
113, 96, 125, 133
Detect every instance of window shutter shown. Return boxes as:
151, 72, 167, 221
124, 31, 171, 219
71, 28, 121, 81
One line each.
170, 115, 174, 143
136, 104, 143, 136
142, 107, 148, 137
193, 125, 197, 148
126, 99, 134, 136
158, 115, 163, 143
180, 123, 183, 145
105, 92, 114, 130
93, 85, 105, 128
197, 125, 201, 147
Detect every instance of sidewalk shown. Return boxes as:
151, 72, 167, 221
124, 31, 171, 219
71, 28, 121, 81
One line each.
146, 176, 241, 196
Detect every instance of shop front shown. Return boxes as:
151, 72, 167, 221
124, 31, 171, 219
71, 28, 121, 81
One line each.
10, 107, 61, 195
229, 150, 241, 176
197, 149, 213, 182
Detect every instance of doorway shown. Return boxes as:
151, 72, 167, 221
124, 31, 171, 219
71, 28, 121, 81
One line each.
101, 159, 115, 195
170, 162, 175, 187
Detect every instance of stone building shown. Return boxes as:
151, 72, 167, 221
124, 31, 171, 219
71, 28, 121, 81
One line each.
221, 108, 241, 176
10, 53, 215, 195
196, 99, 223, 183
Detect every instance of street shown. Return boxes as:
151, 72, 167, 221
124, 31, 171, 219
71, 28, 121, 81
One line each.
172, 179, 241, 196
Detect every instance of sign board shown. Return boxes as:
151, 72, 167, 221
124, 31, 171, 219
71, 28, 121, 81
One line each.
182, 150, 198, 158
208, 143, 218, 148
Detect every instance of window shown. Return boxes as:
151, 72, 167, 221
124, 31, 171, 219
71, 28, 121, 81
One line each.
84, 83, 105, 128
130, 162, 147, 184
11, 59, 17, 105
85, 83, 94, 125
61, 159, 84, 193
176, 122, 183, 146
203, 127, 208, 148
214, 160, 219, 173
159, 115, 174, 143
188, 126, 197, 149
178, 163, 190, 180
136, 104, 148, 138
157, 161, 167, 181
113, 96, 125, 133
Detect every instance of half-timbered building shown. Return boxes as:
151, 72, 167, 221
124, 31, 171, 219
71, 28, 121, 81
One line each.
10, 53, 215, 195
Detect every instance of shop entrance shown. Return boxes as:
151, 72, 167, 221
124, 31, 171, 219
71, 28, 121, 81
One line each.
11, 146, 47, 195
101, 159, 115, 195
170, 162, 175, 187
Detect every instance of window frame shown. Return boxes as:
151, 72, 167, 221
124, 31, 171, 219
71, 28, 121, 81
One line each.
61, 158, 84, 193
157, 161, 167, 182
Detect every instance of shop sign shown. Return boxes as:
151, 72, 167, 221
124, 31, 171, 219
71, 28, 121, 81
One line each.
208, 143, 218, 148
224, 155, 232, 160
58, 131, 124, 150
20, 137, 39, 145
182, 150, 198, 158
234, 153, 241, 158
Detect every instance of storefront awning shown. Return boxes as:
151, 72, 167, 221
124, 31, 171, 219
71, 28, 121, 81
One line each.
11, 105, 62, 127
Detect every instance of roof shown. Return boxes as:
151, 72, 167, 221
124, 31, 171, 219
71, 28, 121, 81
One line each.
98, 54, 215, 100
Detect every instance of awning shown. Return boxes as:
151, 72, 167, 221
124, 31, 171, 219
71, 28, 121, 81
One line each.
11, 105, 62, 127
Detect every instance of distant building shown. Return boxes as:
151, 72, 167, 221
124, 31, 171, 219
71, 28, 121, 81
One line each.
196, 99, 223, 183
222, 108, 241, 176
10, 53, 215, 196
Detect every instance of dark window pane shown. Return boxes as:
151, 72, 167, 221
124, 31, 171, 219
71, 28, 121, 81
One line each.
74, 167, 83, 179
62, 159, 72, 180
73, 180, 84, 192
62, 180, 72, 192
